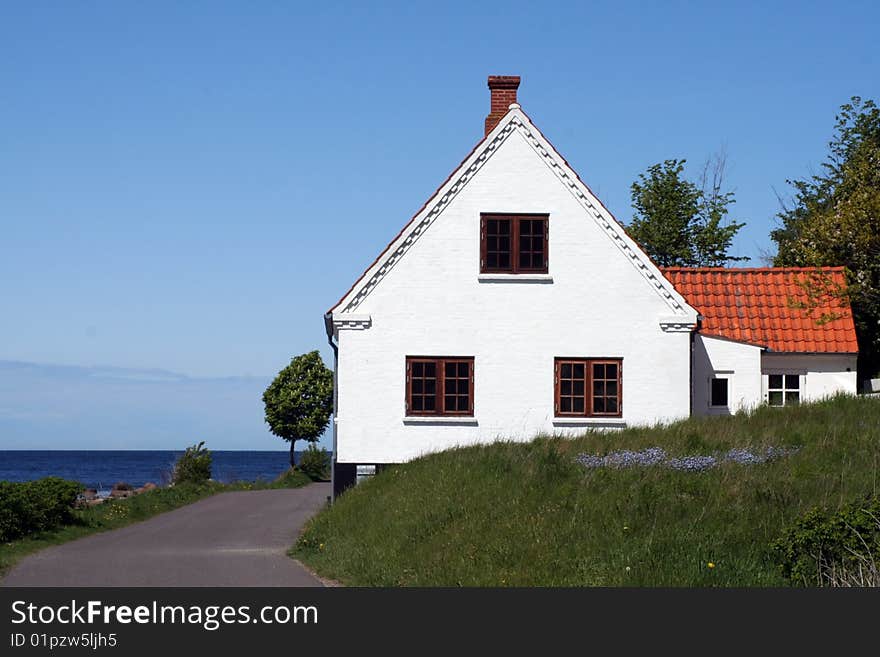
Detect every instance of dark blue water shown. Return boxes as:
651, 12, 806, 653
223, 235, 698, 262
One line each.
0, 451, 309, 491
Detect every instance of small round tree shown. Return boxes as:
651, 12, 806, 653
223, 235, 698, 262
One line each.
262, 351, 333, 469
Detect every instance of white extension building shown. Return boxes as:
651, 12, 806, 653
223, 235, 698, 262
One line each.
324, 76, 859, 495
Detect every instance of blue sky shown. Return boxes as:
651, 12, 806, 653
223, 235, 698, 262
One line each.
1, 1, 878, 448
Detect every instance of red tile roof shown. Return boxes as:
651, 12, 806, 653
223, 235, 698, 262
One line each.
662, 267, 859, 353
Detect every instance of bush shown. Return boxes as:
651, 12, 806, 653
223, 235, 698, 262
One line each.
172, 441, 212, 485
272, 468, 313, 489
298, 443, 330, 481
0, 477, 83, 542
771, 496, 880, 586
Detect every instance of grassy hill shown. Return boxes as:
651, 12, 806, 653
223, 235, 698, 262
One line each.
293, 395, 880, 586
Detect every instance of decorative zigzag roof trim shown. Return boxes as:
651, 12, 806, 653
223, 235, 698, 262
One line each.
508, 112, 691, 315
330, 108, 694, 318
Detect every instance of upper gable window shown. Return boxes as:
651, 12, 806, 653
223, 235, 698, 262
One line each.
480, 214, 548, 274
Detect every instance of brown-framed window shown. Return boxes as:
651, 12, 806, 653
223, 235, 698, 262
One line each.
480, 214, 548, 273
406, 357, 474, 416
554, 358, 622, 417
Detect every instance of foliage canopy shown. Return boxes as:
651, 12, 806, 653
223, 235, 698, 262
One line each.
628, 155, 746, 267
771, 97, 880, 378
263, 350, 333, 467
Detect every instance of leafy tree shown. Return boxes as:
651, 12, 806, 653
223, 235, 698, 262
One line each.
693, 153, 747, 267
771, 97, 880, 380
263, 351, 334, 469
628, 155, 746, 267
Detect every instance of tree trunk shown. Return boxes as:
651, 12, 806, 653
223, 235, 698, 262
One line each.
289, 440, 297, 470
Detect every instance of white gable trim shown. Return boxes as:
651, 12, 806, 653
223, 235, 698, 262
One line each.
331, 107, 696, 322
508, 109, 695, 319
332, 118, 519, 315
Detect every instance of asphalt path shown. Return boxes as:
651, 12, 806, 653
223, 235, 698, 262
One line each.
2, 483, 331, 587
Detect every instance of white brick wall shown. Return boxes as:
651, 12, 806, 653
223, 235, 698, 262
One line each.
333, 129, 693, 464
761, 353, 858, 403
692, 336, 857, 415
693, 335, 763, 414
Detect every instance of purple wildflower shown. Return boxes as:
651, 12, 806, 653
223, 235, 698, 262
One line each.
575, 444, 801, 472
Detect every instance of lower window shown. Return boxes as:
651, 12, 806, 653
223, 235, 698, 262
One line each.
555, 358, 622, 417
767, 374, 799, 406
406, 357, 474, 416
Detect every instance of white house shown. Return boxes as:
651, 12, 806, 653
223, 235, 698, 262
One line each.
324, 76, 859, 496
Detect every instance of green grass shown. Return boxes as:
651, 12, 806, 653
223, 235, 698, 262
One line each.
293, 395, 880, 586
0, 469, 311, 579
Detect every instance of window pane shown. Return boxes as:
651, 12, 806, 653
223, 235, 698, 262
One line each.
573, 380, 584, 396
711, 378, 729, 407
489, 219, 507, 235
561, 363, 571, 378
499, 253, 510, 268
561, 380, 571, 395
768, 391, 783, 406
445, 379, 456, 395
412, 379, 423, 394
445, 362, 456, 378
561, 397, 571, 413
786, 391, 800, 405
606, 381, 617, 396
605, 363, 618, 379
457, 379, 468, 394
593, 363, 605, 379
606, 398, 618, 413
412, 396, 423, 411
573, 397, 584, 413
593, 397, 605, 413
445, 395, 456, 410
573, 363, 584, 379
594, 380, 605, 396
425, 362, 435, 377
424, 396, 435, 411
425, 379, 435, 394
768, 374, 783, 390
518, 220, 546, 271
785, 375, 799, 390
459, 362, 469, 377
412, 362, 423, 377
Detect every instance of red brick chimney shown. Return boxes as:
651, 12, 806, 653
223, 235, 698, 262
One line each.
485, 75, 520, 136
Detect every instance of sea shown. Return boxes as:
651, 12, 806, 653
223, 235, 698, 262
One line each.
0, 450, 315, 493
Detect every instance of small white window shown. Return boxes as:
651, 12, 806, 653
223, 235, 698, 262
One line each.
767, 374, 800, 406
710, 377, 729, 408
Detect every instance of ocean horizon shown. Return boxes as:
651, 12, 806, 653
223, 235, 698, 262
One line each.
0, 450, 328, 492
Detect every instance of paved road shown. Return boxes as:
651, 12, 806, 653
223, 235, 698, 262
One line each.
2, 484, 331, 587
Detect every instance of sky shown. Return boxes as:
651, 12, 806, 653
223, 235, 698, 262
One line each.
1, 1, 878, 449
